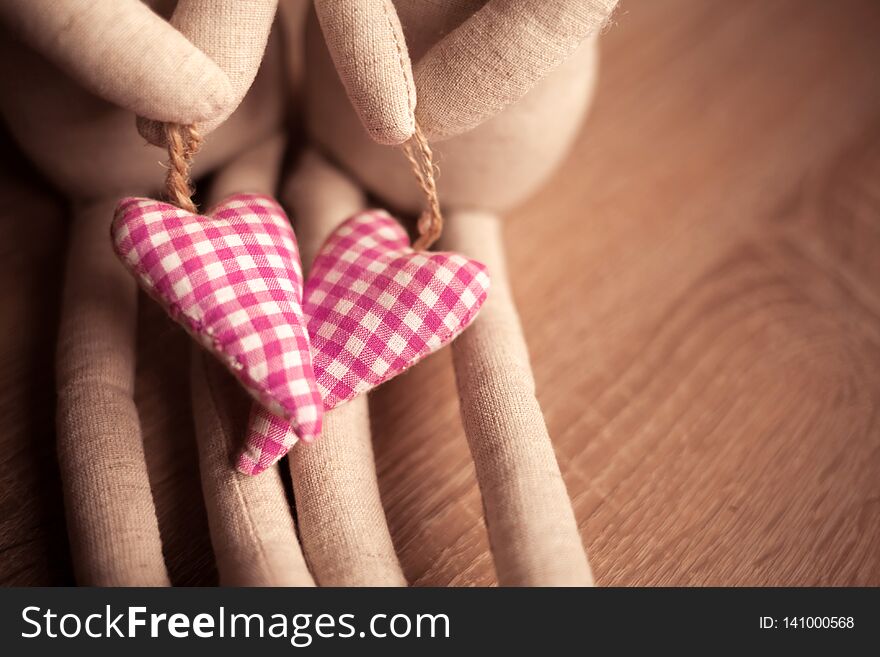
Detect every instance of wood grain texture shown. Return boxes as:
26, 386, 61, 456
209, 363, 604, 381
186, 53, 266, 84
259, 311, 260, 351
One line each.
1, 0, 879, 585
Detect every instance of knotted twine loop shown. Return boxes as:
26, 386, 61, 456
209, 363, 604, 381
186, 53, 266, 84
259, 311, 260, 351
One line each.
164, 123, 202, 214
402, 122, 443, 251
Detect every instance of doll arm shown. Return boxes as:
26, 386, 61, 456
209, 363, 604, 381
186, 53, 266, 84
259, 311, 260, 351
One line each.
0, 0, 233, 126
413, 0, 619, 141
312, 0, 416, 145
189, 133, 314, 586
138, 0, 279, 145
439, 211, 593, 586
283, 150, 406, 586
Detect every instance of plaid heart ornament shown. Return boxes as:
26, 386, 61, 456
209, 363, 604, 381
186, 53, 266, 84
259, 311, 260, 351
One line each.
237, 210, 491, 475
111, 194, 323, 443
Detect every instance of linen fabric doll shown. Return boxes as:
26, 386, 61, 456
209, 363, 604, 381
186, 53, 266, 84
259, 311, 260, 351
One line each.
2, 0, 447, 588
265, 0, 621, 586
2, 0, 473, 588
124, 0, 408, 587
0, 0, 286, 585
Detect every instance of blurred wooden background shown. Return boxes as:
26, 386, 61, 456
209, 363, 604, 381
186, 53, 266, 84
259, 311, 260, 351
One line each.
1, 0, 879, 585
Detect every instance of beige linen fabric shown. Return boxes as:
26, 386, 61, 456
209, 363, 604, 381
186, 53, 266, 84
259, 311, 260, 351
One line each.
56, 198, 169, 586
0, 0, 287, 585
0, 0, 232, 126
313, 0, 416, 145
139, 0, 279, 144
440, 211, 592, 586
304, 9, 601, 213
291, 400, 407, 586
0, 17, 283, 199
191, 351, 314, 586
302, 0, 617, 585
285, 150, 406, 586
412, 0, 618, 140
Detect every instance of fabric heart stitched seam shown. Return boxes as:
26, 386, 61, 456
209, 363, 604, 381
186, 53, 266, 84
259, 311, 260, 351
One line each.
112, 194, 323, 443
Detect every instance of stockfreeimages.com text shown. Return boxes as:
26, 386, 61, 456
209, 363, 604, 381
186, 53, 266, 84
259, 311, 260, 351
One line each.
21, 605, 451, 647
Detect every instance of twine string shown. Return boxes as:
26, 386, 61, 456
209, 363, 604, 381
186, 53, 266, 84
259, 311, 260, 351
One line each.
164, 123, 202, 214
163, 121, 439, 246
402, 123, 443, 251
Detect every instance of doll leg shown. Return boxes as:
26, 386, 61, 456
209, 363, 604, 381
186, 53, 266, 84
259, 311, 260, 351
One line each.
439, 210, 593, 586
190, 134, 314, 586
56, 197, 169, 586
285, 150, 406, 586
191, 350, 313, 586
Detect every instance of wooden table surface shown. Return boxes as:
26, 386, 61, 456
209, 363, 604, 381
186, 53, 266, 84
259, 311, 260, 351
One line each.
2, 0, 879, 586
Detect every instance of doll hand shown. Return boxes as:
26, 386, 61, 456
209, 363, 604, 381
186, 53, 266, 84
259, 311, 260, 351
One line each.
313, 0, 416, 145
313, 0, 618, 145
136, 0, 279, 146
413, 0, 620, 141
0, 0, 233, 127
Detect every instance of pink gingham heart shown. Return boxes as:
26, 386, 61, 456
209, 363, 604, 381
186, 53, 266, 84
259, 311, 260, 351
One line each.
237, 210, 490, 475
111, 194, 323, 444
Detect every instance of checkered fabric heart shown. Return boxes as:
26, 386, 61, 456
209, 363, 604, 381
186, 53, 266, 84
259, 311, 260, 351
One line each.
111, 194, 323, 444
237, 209, 491, 475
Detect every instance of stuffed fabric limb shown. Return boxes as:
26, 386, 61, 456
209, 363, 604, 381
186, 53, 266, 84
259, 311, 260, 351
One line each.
283, 150, 406, 586
138, 0, 280, 145
0, 0, 232, 126
413, 0, 618, 141
56, 197, 168, 586
191, 350, 313, 586
312, 0, 415, 145
439, 211, 592, 586
190, 133, 314, 586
